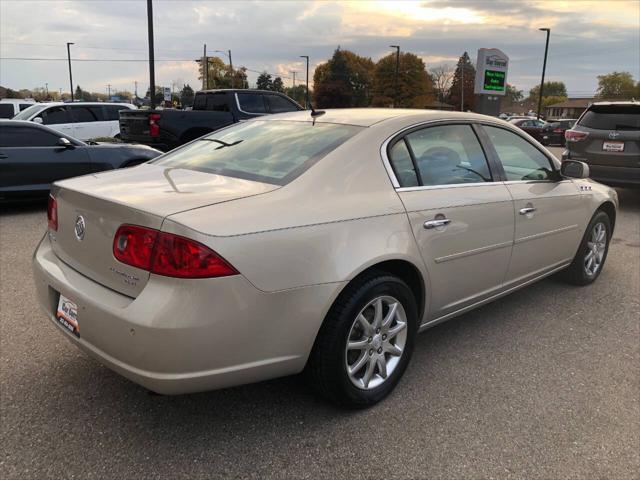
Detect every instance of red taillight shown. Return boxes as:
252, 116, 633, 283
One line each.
149, 113, 161, 137
113, 225, 238, 279
47, 195, 58, 231
113, 225, 158, 270
565, 129, 589, 142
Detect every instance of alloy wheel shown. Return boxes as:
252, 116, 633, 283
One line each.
584, 222, 607, 277
345, 296, 407, 390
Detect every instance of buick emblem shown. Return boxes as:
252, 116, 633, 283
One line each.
74, 215, 86, 241
608, 131, 620, 139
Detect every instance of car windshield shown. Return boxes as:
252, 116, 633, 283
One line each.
579, 105, 640, 130
151, 120, 363, 185
12, 103, 48, 120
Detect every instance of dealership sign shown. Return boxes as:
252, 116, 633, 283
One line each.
474, 48, 509, 96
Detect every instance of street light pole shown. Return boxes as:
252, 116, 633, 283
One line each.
228, 50, 234, 88
66, 42, 74, 101
390, 45, 400, 107
537, 28, 550, 120
300, 55, 309, 109
147, 0, 156, 108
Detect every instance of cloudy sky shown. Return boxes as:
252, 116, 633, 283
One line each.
1, 0, 638, 97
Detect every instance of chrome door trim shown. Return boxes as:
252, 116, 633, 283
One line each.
513, 224, 579, 245
396, 182, 490, 192
418, 259, 571, 331
434, 240, 513, 264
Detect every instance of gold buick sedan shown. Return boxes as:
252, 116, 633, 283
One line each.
33, 109, 618, 407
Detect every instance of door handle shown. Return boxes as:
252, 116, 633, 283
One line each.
424, 218, 451, 229
0, 153, 7, 159
519, 207, 536, 215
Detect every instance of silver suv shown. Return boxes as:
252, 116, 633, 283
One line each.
562, 101, 639, 188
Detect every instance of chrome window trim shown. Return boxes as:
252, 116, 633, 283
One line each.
234, 93, 267, 116
380, 119, 504, 192
397, 182, 497, 192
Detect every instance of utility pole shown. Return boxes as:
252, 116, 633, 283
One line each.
537, 28, 551, 120
66, 42, 74, 101
228, 50, 233, 88
134, 81, 138, 98
390, 45, 400, 107
45, 83, 48, 98
107, 84, 111, 98
300, 55, 309, 109
202, 44, 207, 90
291, 71, 297, 88
146, 0, 156, 108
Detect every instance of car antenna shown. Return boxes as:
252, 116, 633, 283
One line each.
310, 103, 325, 124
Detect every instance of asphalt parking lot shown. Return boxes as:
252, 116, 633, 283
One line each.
1, 148, 639, 479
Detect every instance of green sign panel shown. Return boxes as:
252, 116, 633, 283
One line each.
483, 69, 506, 92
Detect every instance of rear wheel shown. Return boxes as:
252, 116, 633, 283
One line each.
307, 272, 417, 407
560, 211, 611, 285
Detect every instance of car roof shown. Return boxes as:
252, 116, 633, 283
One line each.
259, 108, 496, 128
30, 101, 134, 107
0, 98, 36, 103
590, 101, 639, 107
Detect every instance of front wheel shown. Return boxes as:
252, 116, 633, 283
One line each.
560, 211, 611, 285
307, 273, 418, 407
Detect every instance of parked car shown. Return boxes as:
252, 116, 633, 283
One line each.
0, 98, 36, 118
12, 102, 136, 140
34, 109, 617, 407
509, 117, 548, 143
562, 101, 640, 187
0, 120, 161, 200
541, 119, 577, 146
119, 89, 303, 151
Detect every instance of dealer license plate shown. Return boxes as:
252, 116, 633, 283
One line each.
56, 295, 80, 338
603, 141, 624, 152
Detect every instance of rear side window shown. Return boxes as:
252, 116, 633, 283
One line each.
19, 104, 32, 111
0, 126, 60, 147
105, 106, 122, 121
70, 106, 100, 123
401, 124, 492, 186
237, 93, 266, 114
266, 94, 298, 113
579, 105, 640, 130
0, 104, 14, 119
205, 94, 230, 112
43, 106, 71, 125
484, 126, 554, 181
152, 120, 362, 185
388, 140, 419, 187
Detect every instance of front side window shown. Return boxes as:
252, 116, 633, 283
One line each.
43, 106, 71, 125
0, 126, 60, 147
104, 106, 122, 121
19, 104, 32, 111
483, 125, 555, 181
152, 120, 362, 185
400, 124, 492, 186
70, 106, 100, 123
237, 93, 266, 114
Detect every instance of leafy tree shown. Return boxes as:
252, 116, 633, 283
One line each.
447, 52, 476, 111
542, 95, 569, 108
256, 72, 273, 90
198, 56, 248, 90
272, 77, 284, 93
372, 52, 435, 108
313, 47, 375, 108
505, 84, 523, 102
430, 64, 454, 104
284, 85, 308, 107
75, 85, 94, 101
528, 81, 567, 103
596, 71, 639, 99
180, 84, 195, 107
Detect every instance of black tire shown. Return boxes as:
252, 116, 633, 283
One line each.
560, 210, 611, 286
306, 272, 418, 407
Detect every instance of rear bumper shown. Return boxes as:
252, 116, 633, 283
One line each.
33, 233, 343, 394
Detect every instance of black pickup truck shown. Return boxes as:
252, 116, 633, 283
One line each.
119, 89, 303, 151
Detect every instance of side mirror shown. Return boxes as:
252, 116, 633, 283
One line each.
32, 117, 43, 124
561, 160, 589, 179
57, 137, 73, 148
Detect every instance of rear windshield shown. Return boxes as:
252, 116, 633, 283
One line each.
151, 120, 363, 185
579, 105, 640, 130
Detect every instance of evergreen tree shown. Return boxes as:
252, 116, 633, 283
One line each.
447, 52, 476, 111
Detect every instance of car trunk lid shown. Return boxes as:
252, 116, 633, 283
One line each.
50, 163, 279, 297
